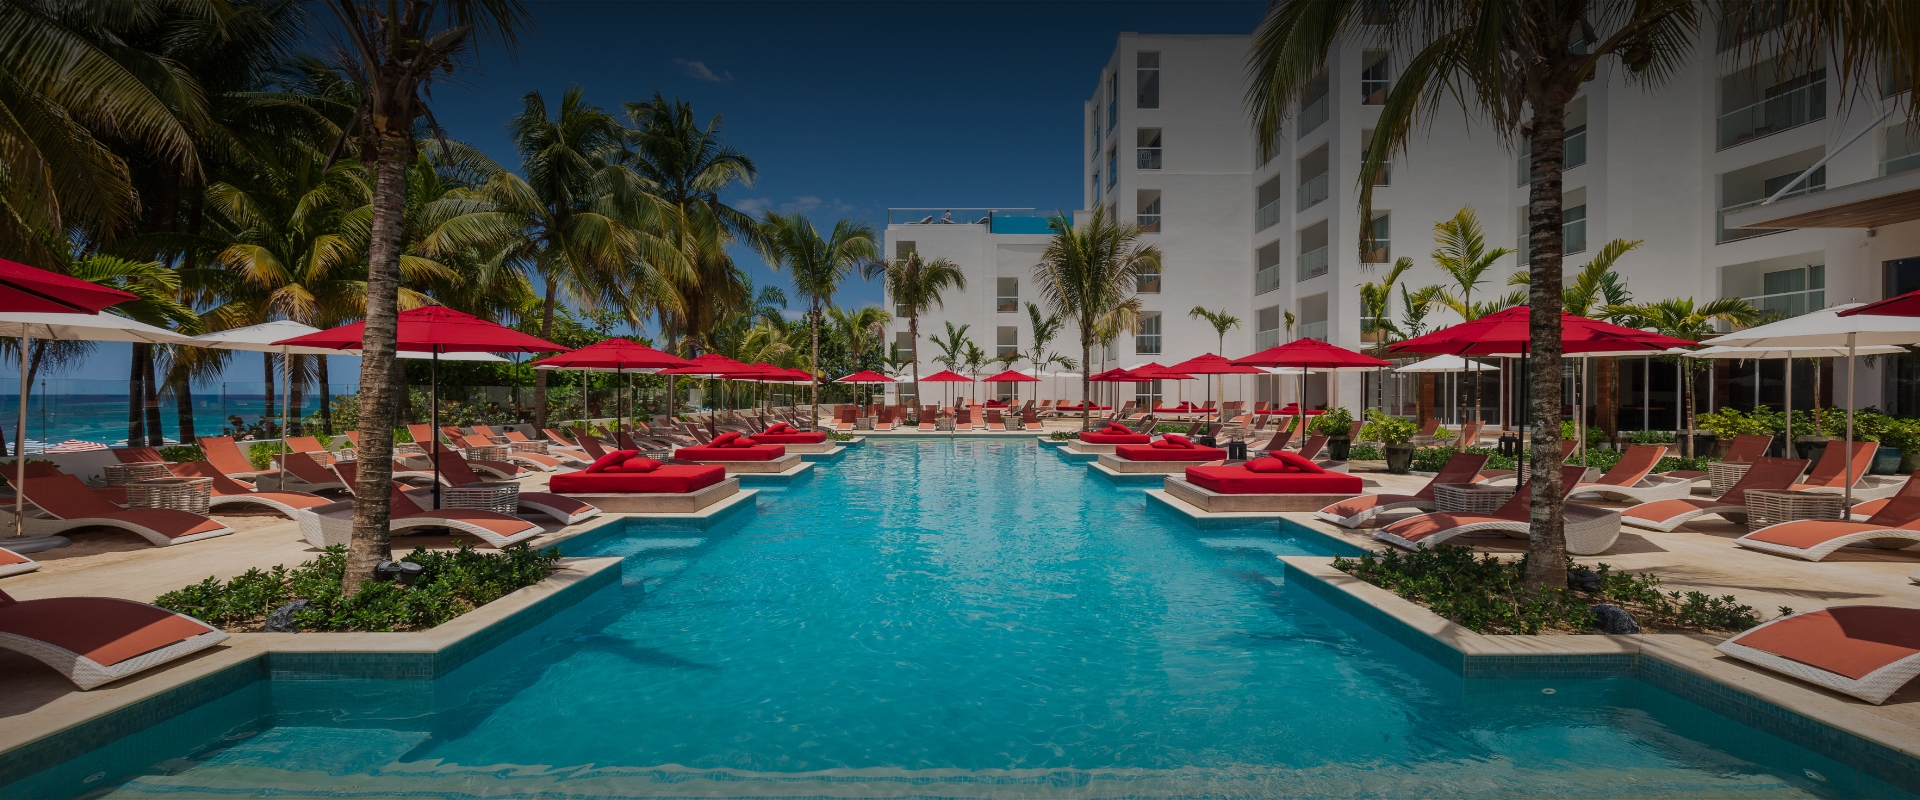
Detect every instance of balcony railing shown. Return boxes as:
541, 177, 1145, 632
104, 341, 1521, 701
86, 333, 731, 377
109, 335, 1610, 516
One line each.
1137, 148, 1161, 170
1254, 328, 1281, 351
1718, 73, 1826, 149
1297, 246, 1328, 281
997, 297, 1018, 313
1138, 214, 1161, 232
1517, 233, 1528, 267
1297, 172, 1329, 210
1135, 334, 1161, 355
1137, 272, 1162, 293
1717, 181, 1823, 243
1255, 199, 1281, 232
1745, 288, 1824, 319
1298, 321, 1328, 342
1255, 265, 1281, 295
1565, 126, 1587, 168
1297, 94, 1329, 140
1883, 151, 1920, 177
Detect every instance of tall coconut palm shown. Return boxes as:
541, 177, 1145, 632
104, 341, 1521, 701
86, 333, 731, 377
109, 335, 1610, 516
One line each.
1358, 257, 1414, 348
829, 305, 892, 405
755, 214, 877, 425
1513, 239, 1638, 438
1249, 0, 1910, 591
1428, 208, 1514, 432
1607, 297, 1759, 458
1032, 207, 1161, 431
1024, 302, 1075, 378
324, 0, 528, 594
864, 252, 965, 407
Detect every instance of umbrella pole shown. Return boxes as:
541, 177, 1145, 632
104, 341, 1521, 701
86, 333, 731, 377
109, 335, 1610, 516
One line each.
1845, 334, 1856, 509
14, 335, 27, 539
430, 350, 441, 510
280, 351, 290, 465
1785, 358, 1793, 458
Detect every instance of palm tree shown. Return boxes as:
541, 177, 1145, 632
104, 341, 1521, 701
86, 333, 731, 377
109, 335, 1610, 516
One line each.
929, 322, 972, 373
1427, 208, 1514, 429
1607, 298, 1760, 458
324, 0, 528, 594
1188, 306, 1242, 405
1024, 303, 1075, 383
829, 305, 891, 404
1248, 0, 1906, 591
1033, 207, 1162, 431
1358, 257, 1414, 349
755, 214, 878, 425
1513, 239, 1639, 438
865, 252, 965, 408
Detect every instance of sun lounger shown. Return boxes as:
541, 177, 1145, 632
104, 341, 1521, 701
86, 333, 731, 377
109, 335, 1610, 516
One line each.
0, 588, 229, 689
1374, 465, 1620, 554
985, 410, 1006, 431
1568, 445, 1693, 503
282, 436, 335, 465
1456, 421, 1483, 447
1478, 440, 1579, 485
423, 450, 601, 524
167, 461, 333, 519
1296, 435, 1328, 460
1182, 452, 1363, 494
197, 436, 279, 484
1316, 452, 1491, 528
1734, 474, 1920, 561
0, 547, 39, 578
1715, 606, 1920, 704
1112, 437, 1229, 462
457, 433, 565, 472
0, 474, 232, 546
1407, 418, 1442, 446
1250, 430, 1294, 454
295, 481, 543, 549
1789, 441, 1904, 500
1621, 456, 1809, 532
113, 446, 167, 465
1665, 433, 1774, 486
275, 451, 350, 492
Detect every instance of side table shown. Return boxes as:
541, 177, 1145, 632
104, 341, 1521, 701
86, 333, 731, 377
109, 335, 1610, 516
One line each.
1433, 483, 1515, 514
442, 482, 519, 516
126, 476, 212, 515
1744, 489, 1844, 532
510, 441, 550, 455
104, 462, 172, 486
465, 444, 510, 463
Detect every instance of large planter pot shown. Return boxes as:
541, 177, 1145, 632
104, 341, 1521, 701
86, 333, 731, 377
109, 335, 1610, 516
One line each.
1327, 437, 1352, 461
1795, 436, 1832, 463
1711, 438, 1734, 460
1384, 443, 1415, 474
1872, 446, 1903, 475
1689, 434, 1718, 459
1902, 449, 1920, 474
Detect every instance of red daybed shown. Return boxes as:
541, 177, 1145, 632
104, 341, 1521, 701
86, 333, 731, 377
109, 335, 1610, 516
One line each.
750, 431, 828, 445
1081, 432, 1151, 444
549, 449, 729, 493
1186, 452, 1362, 494
675, 445, 786, 461
1114, 439, 1228, 461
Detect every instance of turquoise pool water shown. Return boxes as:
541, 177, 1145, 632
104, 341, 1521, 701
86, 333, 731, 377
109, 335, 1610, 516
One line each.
8, 440, 1909, 798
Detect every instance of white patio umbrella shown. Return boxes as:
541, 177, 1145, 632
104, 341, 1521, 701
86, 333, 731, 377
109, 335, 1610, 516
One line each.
0, 312, 190, 541
1393, 355, 1492, 427
191, 321, 340, 468
1686, 344, 1905, 457
1704, 304, 1920, 506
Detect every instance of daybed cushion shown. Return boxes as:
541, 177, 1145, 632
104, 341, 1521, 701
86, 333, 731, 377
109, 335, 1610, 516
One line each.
549, 465, 726, 494
1114, 444, 1228, 462
1185, 465, 1363, 494
675, 445, 787, 461
752, 431, 829, 444
1080, 432, 1151, 444
585, 448, 638, 473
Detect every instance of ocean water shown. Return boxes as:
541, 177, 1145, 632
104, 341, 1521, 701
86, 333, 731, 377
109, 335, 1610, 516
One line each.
7, 440, 1907, 798
0, 391, 282, 448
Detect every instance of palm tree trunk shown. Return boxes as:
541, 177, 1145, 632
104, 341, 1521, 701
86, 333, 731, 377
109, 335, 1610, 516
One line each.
128, 345, 146, 445
174, 372, 195, 444
288, 355, 305, 436
1081, 333, 1092, 431
809, 301, 822, 427
908, 313, 921, 413
144, 353, 163, 446
1522, 101, 1571, 592
1597, 357, 1618, 440
533, 278, 558, 431
262, 352, 276, 431
317, 356, 332, 435
343, 130, 412, 596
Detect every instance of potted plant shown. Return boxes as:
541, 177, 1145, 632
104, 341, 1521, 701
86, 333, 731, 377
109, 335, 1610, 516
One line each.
1363, 410, 1418, 474
1695, 408, 1768, 460
1793, 409, 1835, 462
1313, 407, 1356, 460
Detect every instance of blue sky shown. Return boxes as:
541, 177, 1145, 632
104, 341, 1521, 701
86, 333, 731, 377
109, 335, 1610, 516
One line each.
46, 1, 1267, 384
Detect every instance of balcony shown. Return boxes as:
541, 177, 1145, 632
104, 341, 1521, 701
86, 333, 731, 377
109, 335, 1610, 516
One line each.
1719, 180, 1823, 243
1255, 199, 1281, 232
1138, 213, 1161, 232
1298, 321, 1328, 342
1254, 328, 1281, 350
1297, 94, 1329, 140
1255, 265, 1281, 295
1137, 271, 1162, 293
1137, 148, 1161, 170
1718, 72, 1826, 150
1883, 151, 1920, 177
1297, 172, 1329, 210
1297, 246, 1328, 281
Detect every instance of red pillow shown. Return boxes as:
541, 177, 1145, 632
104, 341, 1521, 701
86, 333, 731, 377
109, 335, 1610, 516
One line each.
765, 423, 791, 434
1105, 422, 1131, 434
1163, 434, 1193, 448
586, 448, 640, 473
620, 457, 662, 472
710, 431, 740, 446
1151, 439, 1180, 449
1244, 457, 1289, 473
1273, 451, 1326, 473
731, 436, 758, 447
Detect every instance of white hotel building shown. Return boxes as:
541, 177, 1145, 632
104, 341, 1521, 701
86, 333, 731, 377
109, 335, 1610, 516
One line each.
883, 23, 1920, 430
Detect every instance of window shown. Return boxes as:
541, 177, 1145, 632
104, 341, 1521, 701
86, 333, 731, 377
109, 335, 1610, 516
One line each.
1107, 150, 1118, 188
1717, 0, 1788, 52
1516, 210, 1529, 267
1563, 204, 1587, 254
1298, 293, 1329, 342
1719, 63, 1826, 149
1298, 72, 1330, 139
1885, 126, 1920, 176
1137, 190, 1161, 233
1256, 242, 1281, 295
1298, 221, 1329, 282
996, 277, 1018, 313
1363, 213, 1390, 263
1092, 171, 1100, 202
1135, 312, 1162, 354
1108, 73, 1118, 130
1092, 106, 1100, 153
1255, 177, 1282, 232
1137, 264, 1162, 293
1297, 145, 1329, 210
1255, 306, 1282, 350
1136, 52, 1159, 108
1137, 128, 1162, 169
894, 331, 915, 360
1361, 129, 1389, 186
1362, 51, 1390, 104
1749, 265, 1825, 318
997, 325, 1019, 357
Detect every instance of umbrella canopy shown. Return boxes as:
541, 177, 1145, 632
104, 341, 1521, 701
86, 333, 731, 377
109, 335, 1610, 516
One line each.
400, 350, 506, 362
1838, 290, 1920, 317
0, 258, 138, 314
982, 369, 1039, 383
836, 370, 896, 383
1128, 362, 1196, 381
1685, 344, 1907, 360
1088, 368, 1141, 382
657, 352, 761, 376
1167, 353, 1266, 375
1393, 354, 1493, 373
919, 370, 974, 382
273, 305, 568, 353
530, 338, 690, 371
191, 320, 340, 355
1236, 338, 1392, 368
1389, 307, 1695, 356
0, 312, 191, 343
1704, 303, 1920, 348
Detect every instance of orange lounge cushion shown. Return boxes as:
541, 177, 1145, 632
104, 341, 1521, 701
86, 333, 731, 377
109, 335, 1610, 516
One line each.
1744, 521, 1907, 549
1114, 444, 1228, 462
550, 465, 727, 494
1185, 465, 1362, 494
1733, 607, 1920, 680
0, 594, 214, 667
675, 445, 787, 461
1319, 493, 1419, 518
1080, 432, 1151, 444
752, 432, 829, 444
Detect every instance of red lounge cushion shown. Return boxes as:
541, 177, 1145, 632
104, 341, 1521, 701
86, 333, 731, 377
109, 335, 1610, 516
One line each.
1244, 457, 1294, 473
1080, 432, 1151, 444
619, 457, 662, 472
675, 445, 787, 461
1273, 451, 1327, 473
586, 449, 640, 473
730, 436, 759, 447
1104, 423, 1132, 434
1163, 434, 1193, 447
764, 423, 793, 434
550, 465, 726, 494
1114, 444, 1229, 461
710, 431, 741, 447
752, 432, 830, 444
1185, 465, 1363, 494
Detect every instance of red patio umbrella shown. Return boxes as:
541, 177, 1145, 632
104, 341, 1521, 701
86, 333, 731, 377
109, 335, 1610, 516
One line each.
531, 338, 692, 432
658, 353, 764, 429
982, 369, 1039, 407
0, 257, 139, 314
1234, 339, 1390, 435
1838, 290, 1920, 317
1085, 368, 1141, 413
836, 369, 895, 407
1170, 353, 1266, 420
275, 305, 568, 508
918, 370, 973, 415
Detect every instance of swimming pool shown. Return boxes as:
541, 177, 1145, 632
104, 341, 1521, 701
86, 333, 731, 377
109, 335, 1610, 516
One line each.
8, 440, 1909, 798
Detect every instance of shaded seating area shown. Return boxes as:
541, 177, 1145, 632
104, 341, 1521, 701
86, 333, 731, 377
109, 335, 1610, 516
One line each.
1373, 466, 1622, 555
1165, 452, 1363, 512
0, 589, 227, 690
1621, 457, 1809, 532
295, 484, 542, 549
167, 461, 333, 519
1567, 445, 1692, 504
0, 475, 233, 546
1735, 475, 1920, 561
1316, 452, 1490, 528
1716, 606, 1920, 704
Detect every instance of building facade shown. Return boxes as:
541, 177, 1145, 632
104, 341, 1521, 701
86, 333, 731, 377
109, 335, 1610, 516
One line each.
885, 22, 1919, 428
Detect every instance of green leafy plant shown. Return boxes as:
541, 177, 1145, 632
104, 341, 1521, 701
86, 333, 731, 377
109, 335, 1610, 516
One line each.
1050, 431, 1079, 441
160, 445, 203, 462
1347, 443, 1384, 461
1628, 429, 1675, 445
1694, 408, 1773, 438
1559, 420, 1606, 449
1333, 546, 1761, 635
1312, 406, 1355, 438
1361, 409, 1416, 446
155, 544, 561, 632
245, 442, 280, 470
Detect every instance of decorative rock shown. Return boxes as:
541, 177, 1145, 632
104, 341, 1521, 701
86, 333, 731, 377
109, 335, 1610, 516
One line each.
1569, 568, 1601, 593
263, 599, 310, 633
1591, 604, 1639, 635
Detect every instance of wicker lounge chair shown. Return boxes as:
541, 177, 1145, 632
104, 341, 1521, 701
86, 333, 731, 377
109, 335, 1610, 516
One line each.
1568, 445, 1693, 503
282, 436, 335, 465
167, 461, 333, 519
0, 474, 232, 546
275, 451, 350, 492
197, 436, 279, 484
1715, 606, 1920, 704
1374, 466, 1621, 555
1620, 457, 1809, 532
1665, 434, 1775, 486
1735, 474, 1920, 561
0, 589, 228, 689
1791, 441, 1904, 501
1316, 452, 1492, 528
295, 481, 542, 549
424, 450, 601, 525
0, 547, 38, 578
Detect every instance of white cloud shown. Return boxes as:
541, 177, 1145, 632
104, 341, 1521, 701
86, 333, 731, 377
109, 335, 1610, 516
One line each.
735, 197, 771, 213
674, 59, 735, 83
780, 308, 807, 321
